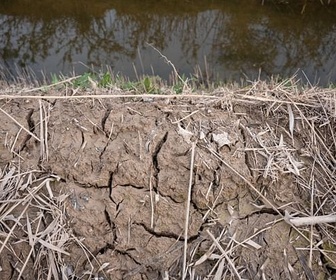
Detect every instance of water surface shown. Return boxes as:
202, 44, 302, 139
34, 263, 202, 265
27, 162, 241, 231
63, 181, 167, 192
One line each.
0, 0, 336, 85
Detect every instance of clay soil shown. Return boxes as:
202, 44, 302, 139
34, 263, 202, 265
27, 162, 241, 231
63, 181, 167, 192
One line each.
0, 86, 335, 279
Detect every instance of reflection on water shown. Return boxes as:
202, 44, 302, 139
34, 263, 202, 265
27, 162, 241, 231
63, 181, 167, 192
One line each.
0, 0, 336, 85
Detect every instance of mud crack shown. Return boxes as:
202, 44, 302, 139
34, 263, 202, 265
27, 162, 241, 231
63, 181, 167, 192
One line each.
115, 248, 139, 262
104, 208, 118, 245
19, 109, 36, 153
239, 208, 285, 220
101, 107, 112, 133
108, 171, 115, 203
152, 132, 168, 192
239, 123, 253, 178
135, 222, 199, 242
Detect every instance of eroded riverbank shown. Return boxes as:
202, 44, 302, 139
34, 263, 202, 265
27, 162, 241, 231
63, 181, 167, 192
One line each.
0, 80, 336, 279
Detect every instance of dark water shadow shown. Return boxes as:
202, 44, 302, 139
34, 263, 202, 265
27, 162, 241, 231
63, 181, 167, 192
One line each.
0, 0, 335, 86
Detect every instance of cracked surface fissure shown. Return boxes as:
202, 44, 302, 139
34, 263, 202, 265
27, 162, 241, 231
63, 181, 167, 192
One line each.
239, 123, 254, 178
101, 107, 112, 133
239, 207, 284, 220
152, 131, 168, 192
135, 222, 199, 242
19, 109, 36, 153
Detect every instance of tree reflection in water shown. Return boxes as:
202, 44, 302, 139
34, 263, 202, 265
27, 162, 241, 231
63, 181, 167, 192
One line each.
0, 0, 335, 85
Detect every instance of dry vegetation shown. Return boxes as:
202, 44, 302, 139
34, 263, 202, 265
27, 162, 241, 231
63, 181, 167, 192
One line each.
0, 77, 335, 279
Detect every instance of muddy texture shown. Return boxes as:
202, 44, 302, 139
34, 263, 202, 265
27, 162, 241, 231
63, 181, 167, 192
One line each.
0, 95, 335, 280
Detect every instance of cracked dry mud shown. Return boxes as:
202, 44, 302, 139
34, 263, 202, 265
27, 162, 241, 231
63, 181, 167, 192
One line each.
0, 96, 332, 279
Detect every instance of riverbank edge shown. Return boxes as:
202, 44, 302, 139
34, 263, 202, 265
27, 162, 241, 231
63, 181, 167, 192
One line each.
0, 76, 336, 279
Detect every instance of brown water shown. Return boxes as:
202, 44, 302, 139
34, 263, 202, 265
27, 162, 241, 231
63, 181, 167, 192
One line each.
0, 0, 336, 86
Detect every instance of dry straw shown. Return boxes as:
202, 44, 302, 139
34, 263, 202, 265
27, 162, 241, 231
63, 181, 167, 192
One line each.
0, 167, 102, 279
